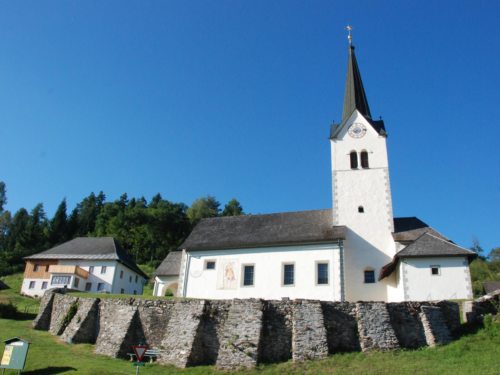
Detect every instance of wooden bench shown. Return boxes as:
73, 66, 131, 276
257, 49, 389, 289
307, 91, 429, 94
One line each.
127, 349, 159, 363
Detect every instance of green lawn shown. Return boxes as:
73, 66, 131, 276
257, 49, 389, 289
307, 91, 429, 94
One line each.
1, 273, 499, 374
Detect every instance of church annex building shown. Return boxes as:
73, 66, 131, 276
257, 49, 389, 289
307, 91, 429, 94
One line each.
154, 40, 476, 303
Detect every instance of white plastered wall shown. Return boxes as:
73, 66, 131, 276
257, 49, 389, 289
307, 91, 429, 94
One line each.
401, 257, 473, 301
331, 111, 396, 302
182, 243, 342, 301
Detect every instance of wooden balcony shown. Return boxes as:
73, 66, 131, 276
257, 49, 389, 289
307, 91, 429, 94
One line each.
48, 265, 89, 279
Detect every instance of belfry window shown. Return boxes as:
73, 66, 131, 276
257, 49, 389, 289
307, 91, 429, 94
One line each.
350, 151, 358, 169
360, 151, 369, 169
358, 206, 364, 213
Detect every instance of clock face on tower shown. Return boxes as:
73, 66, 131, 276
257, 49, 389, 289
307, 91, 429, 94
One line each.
348, 122, 367, 138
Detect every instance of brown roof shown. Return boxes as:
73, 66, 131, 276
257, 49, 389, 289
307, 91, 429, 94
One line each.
25, 237, 148, 279
380, 233, 476, 280
180, 209, 346, 251
155, 251, 182, 276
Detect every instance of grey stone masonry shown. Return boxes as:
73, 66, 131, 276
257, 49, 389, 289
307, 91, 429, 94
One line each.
216, 299, 263, 370
419, 306, 452, 347
259, 300, 293, 363
387, 302, 426, 349
35, 292, 466, 370
94, 300, 143, 358
60, 298, 99, 344
49, 294, 79, 336
291, 300, 328, 362
158, 300, 206, 368
32, 291, 55, 330
321, 302, 360, 353
356, 302, 400, 351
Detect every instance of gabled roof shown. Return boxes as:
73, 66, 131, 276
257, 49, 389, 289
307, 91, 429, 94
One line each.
155, 251, 182, 277
25, 237, 148, 279
396, 233, 475, 258
392, 217, 448, 243
380, 233, 476, 280
180, 209, 346, 251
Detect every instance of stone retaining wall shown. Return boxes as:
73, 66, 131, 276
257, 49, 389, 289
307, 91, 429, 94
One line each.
34, 292, 466, 370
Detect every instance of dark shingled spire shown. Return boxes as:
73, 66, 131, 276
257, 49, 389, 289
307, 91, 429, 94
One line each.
342, 45, 372, 122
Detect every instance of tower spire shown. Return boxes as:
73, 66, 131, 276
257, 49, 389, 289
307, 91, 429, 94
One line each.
342, 26, 372, 122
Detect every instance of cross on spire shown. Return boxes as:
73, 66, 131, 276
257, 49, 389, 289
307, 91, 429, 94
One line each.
345, 25, 353, 45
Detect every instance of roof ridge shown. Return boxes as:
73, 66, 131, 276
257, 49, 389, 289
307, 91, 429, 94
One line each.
200, 208, 332, 222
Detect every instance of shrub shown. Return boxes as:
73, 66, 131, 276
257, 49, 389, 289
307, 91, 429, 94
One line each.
165, 289, 174, 297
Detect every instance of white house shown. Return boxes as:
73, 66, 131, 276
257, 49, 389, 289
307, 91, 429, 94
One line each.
21, 237, 148, 297
154, 39, 476, 302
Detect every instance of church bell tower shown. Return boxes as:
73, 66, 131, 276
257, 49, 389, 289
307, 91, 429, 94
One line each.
330, 29, 396, 301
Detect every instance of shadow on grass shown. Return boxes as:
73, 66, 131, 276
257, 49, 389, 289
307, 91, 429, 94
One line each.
24, 366, 77, 374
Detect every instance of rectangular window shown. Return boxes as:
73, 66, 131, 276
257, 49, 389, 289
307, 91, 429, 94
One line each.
89, 266, 94, 274
243, 265, 255, 286
42, 281, 48, 290
205, 260, 216, 270
364, 270, 375, 284
73, 278, 80, 288
33, 264, 40, 272
431, 266, 441, 276
120, 270, 124, 279
120, 288, 125, 294
133, 290, 137, 295
29, 281, 36, 289
129, 275, 132, 283
101, 266, 107, 274
283, 264, 295, 286
97, 283, 105, 291
317, 262, 329, 285
51, 276, 71, 286
85, 282, 92, 291
135, 275, 138, 283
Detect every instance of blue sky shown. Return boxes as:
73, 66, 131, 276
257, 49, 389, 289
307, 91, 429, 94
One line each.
1, 1, 499, 252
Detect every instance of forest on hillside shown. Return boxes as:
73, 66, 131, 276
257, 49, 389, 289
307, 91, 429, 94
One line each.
0, 181, 244, 276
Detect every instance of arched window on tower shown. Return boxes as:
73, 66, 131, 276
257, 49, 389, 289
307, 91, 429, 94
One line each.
360, 151, 369, 169
350, 151, 358, 169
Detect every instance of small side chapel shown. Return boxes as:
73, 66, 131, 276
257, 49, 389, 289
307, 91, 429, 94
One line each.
154, 35, 475, 302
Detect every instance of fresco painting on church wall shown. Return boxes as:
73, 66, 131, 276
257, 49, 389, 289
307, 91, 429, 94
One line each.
217, 259, 238, 289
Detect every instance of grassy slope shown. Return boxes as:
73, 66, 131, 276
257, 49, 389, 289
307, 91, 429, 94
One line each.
1, 273, 499, 374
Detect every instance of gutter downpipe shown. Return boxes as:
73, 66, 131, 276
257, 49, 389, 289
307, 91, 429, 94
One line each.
182, 250, 191, 298
338, 239, 345, 302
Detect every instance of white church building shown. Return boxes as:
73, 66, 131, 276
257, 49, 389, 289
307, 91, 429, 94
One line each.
154, 39, 475, 302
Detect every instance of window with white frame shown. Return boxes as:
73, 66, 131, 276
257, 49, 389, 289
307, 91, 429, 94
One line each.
29, 281, 36, 289
364, 269, 375, 284
51, 276, 71, 285
317, 262, 329, 285
41, 281, 48, 290
89, 266, 94, 274
101, 266, 107, 274
430, 265, 441, 276
205, 260, 216, 270
283, 263, 295, 286
242, 265, 255, 286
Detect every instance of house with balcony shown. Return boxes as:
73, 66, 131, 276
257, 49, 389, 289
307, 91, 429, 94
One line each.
21, 237, 148, 297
